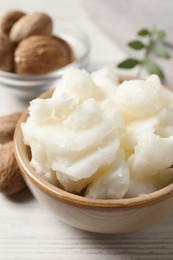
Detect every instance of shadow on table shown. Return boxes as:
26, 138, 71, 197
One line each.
71, 215, 173, 260
5, 187, 34, 203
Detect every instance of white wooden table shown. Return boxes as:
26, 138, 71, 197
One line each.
0, 1, 173, 259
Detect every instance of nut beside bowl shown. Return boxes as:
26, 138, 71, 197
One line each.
14, 76, 173, 234
0, 21, 90, 100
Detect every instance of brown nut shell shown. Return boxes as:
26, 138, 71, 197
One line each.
9, 12, 53, 43
0, 141, 26, 195
0, 33, 14, 72
1, 10, 26, 35
0, 112, 21, 144
14, 35, 75, 74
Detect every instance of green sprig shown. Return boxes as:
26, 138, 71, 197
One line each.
117, 27, 170, 79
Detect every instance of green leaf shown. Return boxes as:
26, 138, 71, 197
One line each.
137, 28, 150, 36
151, 42, 170, 59
144, 60, 164, 79
128, 40, 145, 50
157, 30, 166, 40
117, 58, 139, 69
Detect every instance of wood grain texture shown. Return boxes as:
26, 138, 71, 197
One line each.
1, 190, 173, 260
0, 0, 173, 259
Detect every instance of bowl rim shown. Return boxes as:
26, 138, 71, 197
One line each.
14, 76, 173, 208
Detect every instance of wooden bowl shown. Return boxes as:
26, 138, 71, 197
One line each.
14, 76, 173, 233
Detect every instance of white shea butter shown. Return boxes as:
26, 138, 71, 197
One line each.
22, 68, 173, 199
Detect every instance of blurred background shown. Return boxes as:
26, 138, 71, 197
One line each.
85, 0, 173, 85
1, 1, 173, 259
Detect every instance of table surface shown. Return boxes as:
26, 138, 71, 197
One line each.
1, 1, 173, 259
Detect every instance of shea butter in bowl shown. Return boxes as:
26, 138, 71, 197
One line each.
14, 68, 173, 234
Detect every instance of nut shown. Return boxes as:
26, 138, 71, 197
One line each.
0, 10, 25, 35
0, 112, 21, 144
0, 141, 26, 195
14, 35, 74, 74
0, 32, 14, 72
9, 12, 53, 43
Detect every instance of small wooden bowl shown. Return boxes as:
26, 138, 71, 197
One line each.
14, 76, 173, 233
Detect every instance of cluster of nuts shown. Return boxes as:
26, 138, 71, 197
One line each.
0, 113, 26, 195
0, 10, 74, 74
